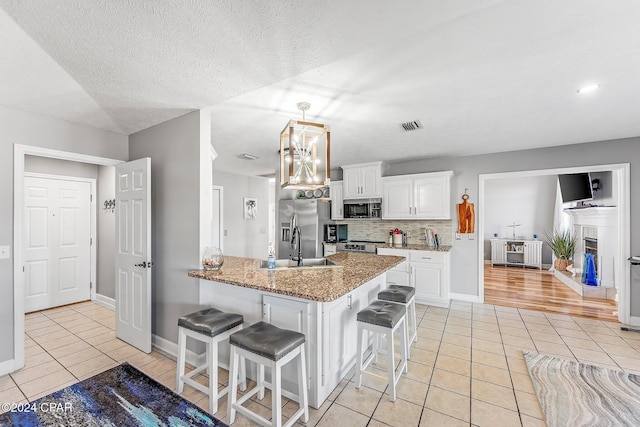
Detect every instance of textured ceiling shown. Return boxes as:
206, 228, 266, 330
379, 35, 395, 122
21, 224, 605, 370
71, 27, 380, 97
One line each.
2, 0, 640, 176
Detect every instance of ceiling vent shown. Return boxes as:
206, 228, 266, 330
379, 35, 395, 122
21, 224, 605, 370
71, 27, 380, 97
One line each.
400, 119, 423, 132
238, 153, 259, 160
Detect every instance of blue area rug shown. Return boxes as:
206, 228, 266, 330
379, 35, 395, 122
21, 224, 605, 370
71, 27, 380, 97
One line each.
0, 362, 226, 426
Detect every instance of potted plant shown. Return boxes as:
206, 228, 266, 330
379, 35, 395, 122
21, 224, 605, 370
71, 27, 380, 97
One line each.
544, 229, 576, 271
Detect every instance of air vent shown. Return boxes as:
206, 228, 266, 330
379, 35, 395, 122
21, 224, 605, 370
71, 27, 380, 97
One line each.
400, 119, 423, 131
238, 153, 259, 160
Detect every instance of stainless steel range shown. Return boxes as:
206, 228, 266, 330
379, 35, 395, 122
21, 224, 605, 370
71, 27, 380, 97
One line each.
336, 240, 385, 254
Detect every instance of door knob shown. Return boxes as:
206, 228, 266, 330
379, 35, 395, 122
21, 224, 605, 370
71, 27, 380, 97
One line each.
134, 262, 147, 268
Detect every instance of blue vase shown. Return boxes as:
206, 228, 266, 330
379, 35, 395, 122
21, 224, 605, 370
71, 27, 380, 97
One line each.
583, 253, 598, 286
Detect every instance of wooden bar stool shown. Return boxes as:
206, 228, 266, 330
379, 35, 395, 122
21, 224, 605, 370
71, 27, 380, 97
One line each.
377, 285, 418, 358
176, 307, 246, 415
356, 300, 408, 401
227, 321, 308, 427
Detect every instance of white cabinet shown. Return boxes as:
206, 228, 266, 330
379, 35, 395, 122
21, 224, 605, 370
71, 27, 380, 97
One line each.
263, 295, 312, 388
330, 181, 343, 220
342, 162, 382, 199
382, 171, 453, 220
377, 248, 410, 286
490, 239, 542, 269
323, 244, 337, 256
321, 274, 382, 388
377, 248, 450, 307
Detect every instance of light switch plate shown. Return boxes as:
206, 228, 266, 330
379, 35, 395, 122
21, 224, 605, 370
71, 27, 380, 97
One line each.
0, 245, 10, 259
468, 233, 475, 240
455, 233, 461, 240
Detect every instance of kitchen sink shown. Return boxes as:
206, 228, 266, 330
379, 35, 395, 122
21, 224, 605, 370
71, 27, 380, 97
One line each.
259, 257, 338, 269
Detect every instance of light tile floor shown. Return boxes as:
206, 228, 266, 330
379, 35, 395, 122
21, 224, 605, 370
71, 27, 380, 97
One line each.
2, 300, 640, 426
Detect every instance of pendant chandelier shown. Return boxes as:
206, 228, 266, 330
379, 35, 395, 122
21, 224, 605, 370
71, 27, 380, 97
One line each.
279, 102, 330, 190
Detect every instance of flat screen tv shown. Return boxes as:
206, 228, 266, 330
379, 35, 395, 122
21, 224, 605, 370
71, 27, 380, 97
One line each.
558, 172, 593, 203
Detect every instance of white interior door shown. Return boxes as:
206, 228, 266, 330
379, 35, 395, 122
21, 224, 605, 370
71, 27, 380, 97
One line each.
24, 177, 91, 313
115, 158, 152, 353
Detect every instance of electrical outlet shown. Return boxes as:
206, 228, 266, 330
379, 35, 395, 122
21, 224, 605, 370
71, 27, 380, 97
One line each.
0, 245, 10, 259
406, 231, 411, 238
455, 232, 461, 240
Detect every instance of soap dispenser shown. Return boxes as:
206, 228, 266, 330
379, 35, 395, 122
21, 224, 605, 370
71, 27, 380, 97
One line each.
267, 243, 276, 269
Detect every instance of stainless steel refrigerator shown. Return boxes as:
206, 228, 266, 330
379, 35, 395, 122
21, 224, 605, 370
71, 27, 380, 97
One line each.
278, 199, 332, 259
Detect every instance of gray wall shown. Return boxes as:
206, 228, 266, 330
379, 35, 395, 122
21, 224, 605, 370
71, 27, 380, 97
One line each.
213, 170, 270, 259
0, 104, 127, 365
484, 175, 556, 264
385, 137, 640, 316
97, 165, 116, 298
129, 110, 211, 345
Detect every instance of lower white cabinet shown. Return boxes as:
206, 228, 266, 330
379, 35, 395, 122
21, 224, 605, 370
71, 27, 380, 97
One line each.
378, 248, 450, 307
490, 239, 542, 269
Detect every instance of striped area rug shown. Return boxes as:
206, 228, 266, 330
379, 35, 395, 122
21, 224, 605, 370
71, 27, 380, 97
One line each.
524, 351, 640, 427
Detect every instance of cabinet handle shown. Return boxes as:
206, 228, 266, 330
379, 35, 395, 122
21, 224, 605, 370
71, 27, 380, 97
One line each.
414, 207, 417, 215
347, 294, 352, 309
421, 257, 431, 260
409, 206, 412, 215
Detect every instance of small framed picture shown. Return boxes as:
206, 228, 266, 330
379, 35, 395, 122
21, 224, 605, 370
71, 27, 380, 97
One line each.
244, 197, 257, 220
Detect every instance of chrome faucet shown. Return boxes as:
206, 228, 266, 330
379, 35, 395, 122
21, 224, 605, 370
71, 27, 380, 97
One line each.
291, 225, 303, 266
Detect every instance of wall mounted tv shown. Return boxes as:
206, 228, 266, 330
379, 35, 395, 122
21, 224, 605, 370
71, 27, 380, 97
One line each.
558, 172, 593, 203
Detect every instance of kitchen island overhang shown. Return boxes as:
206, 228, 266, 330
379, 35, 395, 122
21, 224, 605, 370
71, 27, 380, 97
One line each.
188, 252, 406, 408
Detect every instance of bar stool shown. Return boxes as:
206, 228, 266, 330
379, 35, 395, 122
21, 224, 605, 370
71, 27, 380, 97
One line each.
227, 321, 308, 427
377, 285, 418, 358
356, 300, 408, 401
176, 307, 246, 415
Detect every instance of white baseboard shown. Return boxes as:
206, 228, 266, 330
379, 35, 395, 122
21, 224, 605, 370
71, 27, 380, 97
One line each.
94, 294, 115, 311
629, 316, 640, 328
0, 359, 15, 376
152, 334, 207, 368
450, 293, 481, 304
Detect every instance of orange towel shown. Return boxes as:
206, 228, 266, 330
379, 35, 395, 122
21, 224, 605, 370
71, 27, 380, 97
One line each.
457, 195, 475, 233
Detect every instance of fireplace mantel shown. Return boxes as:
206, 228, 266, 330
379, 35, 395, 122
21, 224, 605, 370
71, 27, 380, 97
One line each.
564, 206, 617, 227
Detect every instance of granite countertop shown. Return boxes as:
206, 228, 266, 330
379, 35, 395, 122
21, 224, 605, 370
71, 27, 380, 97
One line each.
377, 244, 452, 252
188, 252, 405, 302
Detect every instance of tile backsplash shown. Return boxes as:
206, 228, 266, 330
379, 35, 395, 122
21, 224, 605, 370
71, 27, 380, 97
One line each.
336, 220, 453, 246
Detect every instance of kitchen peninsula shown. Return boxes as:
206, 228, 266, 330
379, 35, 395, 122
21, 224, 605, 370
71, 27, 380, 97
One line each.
188, 252, 405, 408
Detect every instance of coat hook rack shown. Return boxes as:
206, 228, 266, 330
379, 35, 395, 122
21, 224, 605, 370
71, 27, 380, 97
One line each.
103, 199, 116, 213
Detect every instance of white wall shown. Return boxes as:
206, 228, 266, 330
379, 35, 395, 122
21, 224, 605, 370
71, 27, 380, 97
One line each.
97, 165, 116, 298
212, 170, 269, 259
1, 105, 127, 366
484, 175, 556, 264
129, 110, 211, 345
25, 155, 99, 178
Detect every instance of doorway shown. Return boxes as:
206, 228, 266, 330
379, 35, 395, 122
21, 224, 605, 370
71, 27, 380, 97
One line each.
477, 163, 631, 324
13, 144, 123, 372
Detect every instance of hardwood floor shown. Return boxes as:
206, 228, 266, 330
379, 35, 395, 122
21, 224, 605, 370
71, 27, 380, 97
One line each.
484, 264, 619, 322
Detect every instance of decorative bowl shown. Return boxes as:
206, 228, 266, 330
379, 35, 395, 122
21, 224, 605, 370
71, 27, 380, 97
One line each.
202, 247, 224, 271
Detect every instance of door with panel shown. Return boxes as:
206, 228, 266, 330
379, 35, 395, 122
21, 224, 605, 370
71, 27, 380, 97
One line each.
413, 176, 449, 219
115, 158, 152, 353
382, 178, 412, 219
24, 176, 91, 313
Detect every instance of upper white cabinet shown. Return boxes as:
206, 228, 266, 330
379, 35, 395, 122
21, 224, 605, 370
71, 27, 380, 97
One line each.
342, 162, 382, 199
382, 171, 453, 220
330, 181, 344, 220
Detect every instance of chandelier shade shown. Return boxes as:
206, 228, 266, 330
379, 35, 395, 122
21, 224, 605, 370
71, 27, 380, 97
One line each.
279, 103, 330, 190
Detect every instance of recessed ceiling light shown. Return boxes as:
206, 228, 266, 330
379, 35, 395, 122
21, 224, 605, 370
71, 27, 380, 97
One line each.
577, 84, 600, 94
238, 153, 259, 160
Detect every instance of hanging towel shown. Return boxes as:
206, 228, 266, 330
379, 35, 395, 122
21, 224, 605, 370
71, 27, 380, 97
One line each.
457, 194, 475, 233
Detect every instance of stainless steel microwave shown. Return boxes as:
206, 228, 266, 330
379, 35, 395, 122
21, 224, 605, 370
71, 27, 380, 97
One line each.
343, 198, 382, 219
